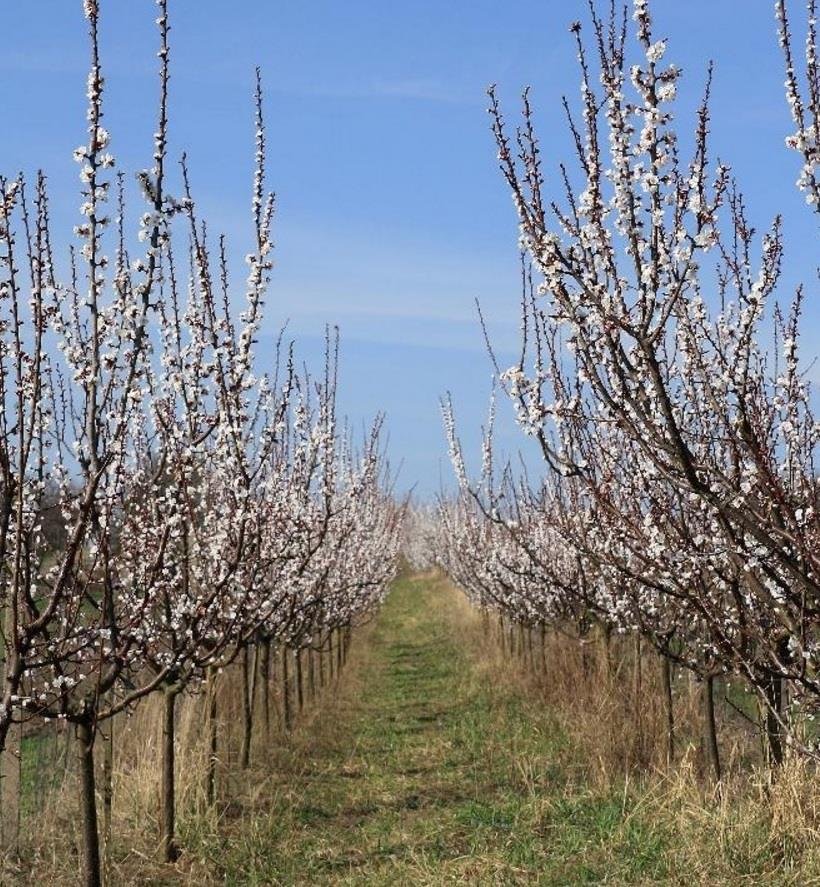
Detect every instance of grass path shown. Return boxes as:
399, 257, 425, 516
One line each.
191, 571, 681, 885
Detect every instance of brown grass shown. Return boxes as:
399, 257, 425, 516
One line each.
476, 612, 820, 883
0, 633, 363, 885
6, 573, 820, 884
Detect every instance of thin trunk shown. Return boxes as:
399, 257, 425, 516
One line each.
241, 646, 254, 769
308, 645, 316, 703
336, 628, 343, 674
766, 638, 790, 769
540, 623, 547, 674
261, 639, 271, 746
702, 675, 722, 783
0, 620, 6, 849
102, 718, 114, 881
633, 634, 643, 762
527, 626, 535, 671
328, 633, 335, 681
499, 614, 506, 657
765, 674, 785, 768
660, 655, 675, 766
77, 719, 102, 887
296, 647, 304, 713
318, 634, 326, 689
250, 641, 260, 740
206, 667, 218, 807
282, 646, 292, 731
161, 688, 179, 863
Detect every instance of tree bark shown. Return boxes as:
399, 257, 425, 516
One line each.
308, 645, 316, 703
77, 719, 102, 887
261, 639, 271, 746
328, 633, 335, 681
241, 645, 254, 769
343, 624, 351, 665
633, 634, 644, 763
206, 667, 218, 807
702, 675, 722, 783
318, 635, 326, 689
660, 655, 675, 766
601, 623, 613, 683
765, 673, 785, 768
540, 623, 548, 674
296, 646, 304, 713
161, 688, 180, 862
282, 646, 292, 732
102, 717, 114, 881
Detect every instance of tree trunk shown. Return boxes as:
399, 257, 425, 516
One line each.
765, 673, 785, 768
308, 645, 316, 703
282, 646, 292, 732
702, 675, 722, 783
328, 633, 335, 681
540, 623, 547, 674
77, 719, 102, 887
102, 718, 114, 882
336, 629, 343, 674
241, 646, 254, 769
296, 647, 304, 713
261, 639, 271, 746
633, 634, 644, 763
318, 635, 326, 689
660, 655, 674, 766
206, 668, 218, 807
601, 623, 613, 683
161, 688, 180, 863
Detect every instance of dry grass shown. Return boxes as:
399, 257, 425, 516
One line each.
1, 627, 365, 885
477, 607, 820, 884
4, 572, 820, 884
492, 623, 762, 782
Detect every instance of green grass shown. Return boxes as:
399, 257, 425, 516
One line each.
185, 574, 681, 885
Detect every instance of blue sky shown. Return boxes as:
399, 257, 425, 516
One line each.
1, 1, 817, 494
